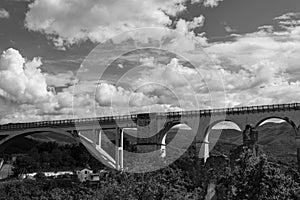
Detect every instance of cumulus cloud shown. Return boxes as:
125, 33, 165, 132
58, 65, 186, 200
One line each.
94, 82, 186, 116
0, 48, 52, 103
87, 54, 210, 115
138, 57, 199, 88
96, 83, 159, 107
175, 16, 205, 35
24, 0, 192, 48
275, 12, 300, 29
205, 13, 300, 106
191, 0, 224, 7
0, 48, 95, 123
173, 17, 208, 49
0, 95, 17, 121
0, 8, 9, 19
203, 0, 224, 7
107, 56, 203, 112
23, 0, 219, 49
5, 7, 300, 123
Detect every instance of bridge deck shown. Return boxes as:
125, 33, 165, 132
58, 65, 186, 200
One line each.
0, 102, 299, 131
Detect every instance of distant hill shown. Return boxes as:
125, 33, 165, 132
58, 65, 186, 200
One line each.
209, 122, 298, 169
159, 122, 297, 169
256, 122, 297, 168
26, 132, 78, 144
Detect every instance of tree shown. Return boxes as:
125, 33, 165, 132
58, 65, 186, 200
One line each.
217, 147, 300, 200
13, 155, 39, 175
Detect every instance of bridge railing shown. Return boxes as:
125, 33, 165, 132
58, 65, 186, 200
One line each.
0, 102, 300, 131
181, 102, 300, 116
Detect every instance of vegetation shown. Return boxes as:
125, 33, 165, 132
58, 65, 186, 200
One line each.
0, 142, 299, 200
11, 141, 105, 175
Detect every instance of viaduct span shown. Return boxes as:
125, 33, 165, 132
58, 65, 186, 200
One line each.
0, 103, 299, 171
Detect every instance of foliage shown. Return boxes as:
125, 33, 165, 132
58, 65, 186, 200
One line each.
1, 141, 300, 199
12, 142, 105, 175
215, 147, 300, 200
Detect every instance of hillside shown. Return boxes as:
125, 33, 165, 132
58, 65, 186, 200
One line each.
209, 122, 298, 168
26, 132, 78, 144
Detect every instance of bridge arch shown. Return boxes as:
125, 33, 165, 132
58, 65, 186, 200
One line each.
204, 120, 242, 136
254, 116, 300, 171
255, 116, 299, 136
159, 122, 194, 158
200, 120, 243, 162
0, 127, 77, 148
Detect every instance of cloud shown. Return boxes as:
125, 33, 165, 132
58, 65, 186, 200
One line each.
205, 13, 300, 106
88, 54, 209, 115
92, 12, 300, 111
191, 0, 224, 7
45, 71, 75, 87
23, 0, 218, 49
175, 16, 206, 35
274, 12, 300, 29
24, 0, 191, 48
0, 96, 17, 120
96, 83, 159, 107
137, 57, 199, 88
0, 8, 9, 19
203, 0, 224, 7
0, 48, 52, 103
221, 22, 237, 33
0, 48, 95, 123
4, 8, 300, 123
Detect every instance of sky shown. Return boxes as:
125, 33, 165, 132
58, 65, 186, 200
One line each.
0, 0, 300, 123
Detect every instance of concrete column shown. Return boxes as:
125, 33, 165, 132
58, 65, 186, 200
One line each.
160, 134, 167, 158
94, 129, 101, 146
204, 141, 210, 163
98, 130, 102, 148
114, 127, 124, 170
296, 136, 300, 173
203, 134, 210, 163
115, 127, 120, 170
119, 129, 124, 170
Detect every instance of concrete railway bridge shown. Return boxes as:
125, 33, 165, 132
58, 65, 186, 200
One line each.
0, 103, 299, 172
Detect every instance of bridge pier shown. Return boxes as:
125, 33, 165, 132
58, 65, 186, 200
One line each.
115, 127, 124, 170
296, 136, 300, 173
204, 141, 210, 163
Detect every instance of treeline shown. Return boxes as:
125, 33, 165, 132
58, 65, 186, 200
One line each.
12, 142, 105, 175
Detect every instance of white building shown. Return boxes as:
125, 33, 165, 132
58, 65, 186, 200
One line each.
76, 168, 101, 182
